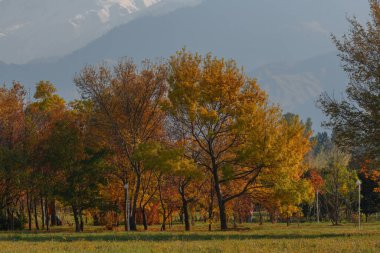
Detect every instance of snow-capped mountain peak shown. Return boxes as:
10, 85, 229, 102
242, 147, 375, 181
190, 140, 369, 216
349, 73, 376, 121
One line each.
0, 0, 164, 64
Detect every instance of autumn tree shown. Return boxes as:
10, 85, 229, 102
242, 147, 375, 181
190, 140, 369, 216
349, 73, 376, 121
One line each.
0, 82, 26, 230
137, 170, 159, 230
75, 59, 167, 231
132, 141, 198, 231
174, 161, 201, 231
165, 120, 205, 231
319, 0, 380, 164
26, 81, 66, 230
164, 50, 312, 229
358, 160, 380, 221
253, 113, 314, 226
305, 169, 324, 221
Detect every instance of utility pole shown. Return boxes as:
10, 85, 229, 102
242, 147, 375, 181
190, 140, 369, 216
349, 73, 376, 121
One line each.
356, 180, 362, 229
124, 183, 130, 231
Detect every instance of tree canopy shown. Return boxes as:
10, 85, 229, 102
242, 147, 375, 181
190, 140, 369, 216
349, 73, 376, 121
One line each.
319, 0, 380, 164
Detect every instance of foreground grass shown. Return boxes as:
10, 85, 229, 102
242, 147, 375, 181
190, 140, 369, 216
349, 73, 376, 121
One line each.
1, 223, 379, 253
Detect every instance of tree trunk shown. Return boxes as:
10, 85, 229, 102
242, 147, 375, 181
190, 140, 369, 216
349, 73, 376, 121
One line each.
208, 178, 214, 232
26, 193, 32, 230
11, 210, 15, 231
50, 200, 56, 226
169, 212, 173, 229
270, 212, 274, 223
44, 200, 49, 231
79, 210, 84, 232
179, 208, 184, 224
161, 209, 167, 231
183, 201, 190, 231
141, 206, 148, 230
72, 206, 81, 233
286, 213, 290, 227
40, 197, 45, 229
297, 212, 301, 227
130, 174, 141, 231
208, 209, 212, 231
158, 181, 167, 232
212, 168, 228, 230
334, 203, 339, 225
179, 185, 190, 231
7, 208, 14, 231
33, 198, 39, 230
124, 187, 129, 231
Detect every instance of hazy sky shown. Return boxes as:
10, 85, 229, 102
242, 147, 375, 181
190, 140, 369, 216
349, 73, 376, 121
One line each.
0, 0, 370, 64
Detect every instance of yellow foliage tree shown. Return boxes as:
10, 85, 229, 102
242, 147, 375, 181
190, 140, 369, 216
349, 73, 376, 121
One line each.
164, 50, 312, 229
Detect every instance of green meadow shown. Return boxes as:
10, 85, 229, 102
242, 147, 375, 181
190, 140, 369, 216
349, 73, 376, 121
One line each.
1, 223, 379, 253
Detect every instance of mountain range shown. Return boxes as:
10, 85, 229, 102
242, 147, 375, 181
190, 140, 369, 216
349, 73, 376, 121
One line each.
0, 0, 370, 131
0, 0, 200, 64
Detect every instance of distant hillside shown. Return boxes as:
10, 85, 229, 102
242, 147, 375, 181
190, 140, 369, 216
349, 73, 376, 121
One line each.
252, 52, 348, 131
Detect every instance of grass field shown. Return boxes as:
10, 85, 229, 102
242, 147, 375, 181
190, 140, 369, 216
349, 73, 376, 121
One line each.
1, 223, 379, 253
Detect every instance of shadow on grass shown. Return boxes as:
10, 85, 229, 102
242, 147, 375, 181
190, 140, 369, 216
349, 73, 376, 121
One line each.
0, 232, 371, 242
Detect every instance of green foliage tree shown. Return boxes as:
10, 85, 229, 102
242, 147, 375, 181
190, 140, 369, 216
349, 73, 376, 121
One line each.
319, 0, 380, 164
46, 102, 108, 232
316, 146, 357, 225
